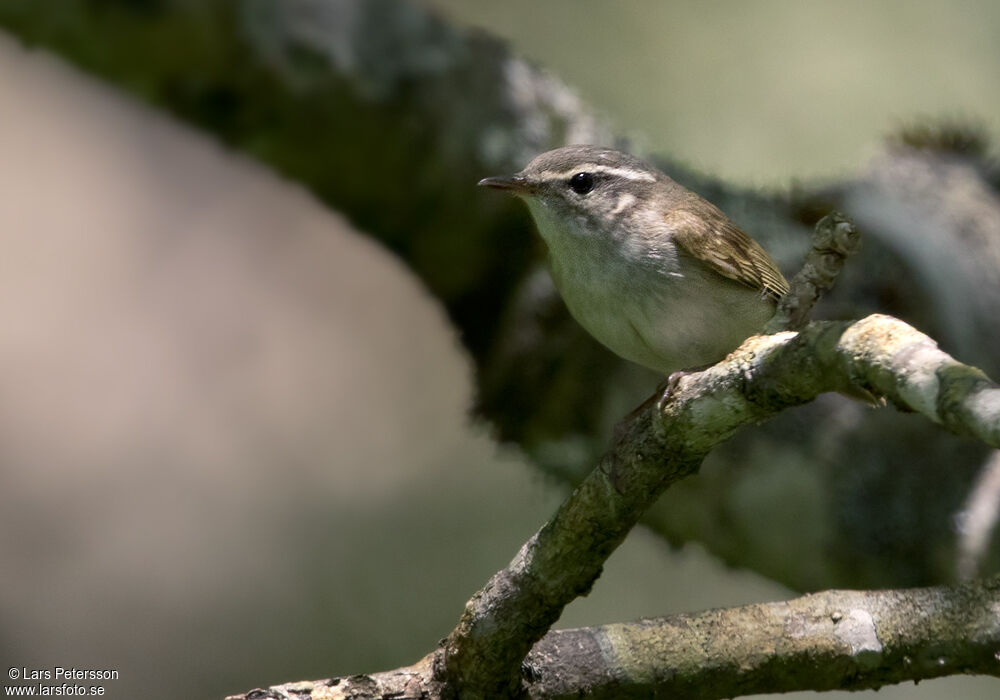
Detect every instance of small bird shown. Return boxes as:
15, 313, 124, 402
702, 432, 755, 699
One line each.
479, 145, 789, 378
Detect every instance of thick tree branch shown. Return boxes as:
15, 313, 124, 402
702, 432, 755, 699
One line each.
227, 575, 1000, 699
523, 575, 1000, 698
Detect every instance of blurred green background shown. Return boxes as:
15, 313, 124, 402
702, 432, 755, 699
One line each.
0, 1, 997, 699
430, 0, 1000, 185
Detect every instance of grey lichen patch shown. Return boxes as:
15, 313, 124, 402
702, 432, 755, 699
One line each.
284, 681, 316, 694
837, 315, 942, 412
965, 389, 1000, 447
888, 339, 947, 418
241, 0, 462, 98
834, 609, 883, 670
739, 330, 819, 407
685, 390, 744, 442
597, 623, 657, 685
838, 314, 909, 355
784, 607, 832, 641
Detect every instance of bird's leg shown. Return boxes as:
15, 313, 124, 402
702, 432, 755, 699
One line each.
615, 364, 712, 438
656, 363, 715, 412
608, 364, 712, 490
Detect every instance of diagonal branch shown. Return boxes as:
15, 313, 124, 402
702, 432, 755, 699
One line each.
435, 314, 1000, 696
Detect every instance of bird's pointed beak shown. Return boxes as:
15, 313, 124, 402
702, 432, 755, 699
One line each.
477, 174, 538, 195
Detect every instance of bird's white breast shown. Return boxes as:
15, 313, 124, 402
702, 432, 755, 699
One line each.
526, 198, 774, 375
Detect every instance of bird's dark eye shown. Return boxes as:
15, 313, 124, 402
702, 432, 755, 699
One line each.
568, 172, 595, 195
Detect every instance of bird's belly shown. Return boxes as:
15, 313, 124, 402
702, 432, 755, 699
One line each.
554, 267, 774, 376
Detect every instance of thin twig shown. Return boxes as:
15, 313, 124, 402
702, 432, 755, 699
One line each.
766, 211, 862, 333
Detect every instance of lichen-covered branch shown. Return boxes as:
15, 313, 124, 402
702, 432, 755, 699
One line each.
226, 574, 1000, 699
523, 575, 1000, 698
433, 313, 999, 695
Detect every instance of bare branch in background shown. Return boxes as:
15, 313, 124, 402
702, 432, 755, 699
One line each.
957, 451, 1000, 579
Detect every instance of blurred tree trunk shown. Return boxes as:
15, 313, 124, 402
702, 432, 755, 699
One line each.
3, 0, 998, 590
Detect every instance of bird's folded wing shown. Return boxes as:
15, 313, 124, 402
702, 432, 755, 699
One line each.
666, 206, 789, 302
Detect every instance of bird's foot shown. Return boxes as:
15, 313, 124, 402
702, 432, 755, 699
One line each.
655, 370, 687, 413
614, 365, 708, 440
608, 364, 711, 491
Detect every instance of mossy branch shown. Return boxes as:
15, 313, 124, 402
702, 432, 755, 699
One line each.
229, 575, 1000, 699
